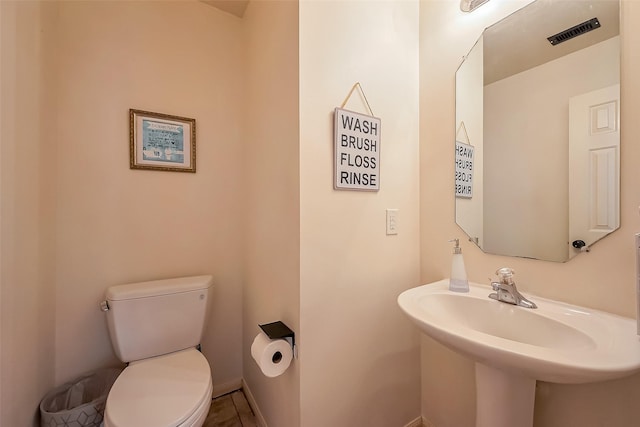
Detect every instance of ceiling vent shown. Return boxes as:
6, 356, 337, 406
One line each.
547, 17, 601, 46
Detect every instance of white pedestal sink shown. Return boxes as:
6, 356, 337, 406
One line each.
398, 280, 640, 427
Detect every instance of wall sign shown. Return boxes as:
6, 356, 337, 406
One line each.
455, 140, 474, 198
334, 107, 381, 191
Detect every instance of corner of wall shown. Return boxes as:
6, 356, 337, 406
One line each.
1, 1, 59, 424
241, 1, 301, 426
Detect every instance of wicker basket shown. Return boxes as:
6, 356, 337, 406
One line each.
40, 368, 122, 427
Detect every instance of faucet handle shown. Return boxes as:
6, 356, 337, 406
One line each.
495, 267, 515, 283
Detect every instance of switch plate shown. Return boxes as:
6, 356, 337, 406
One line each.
386, 209, 399, 235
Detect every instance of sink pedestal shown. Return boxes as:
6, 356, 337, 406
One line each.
475, 363, 535, 427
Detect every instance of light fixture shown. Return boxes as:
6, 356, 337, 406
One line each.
460, 0, 490, 13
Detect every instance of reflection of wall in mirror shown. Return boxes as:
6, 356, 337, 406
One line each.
483, 36, 619, 262
455, 35, 484, 248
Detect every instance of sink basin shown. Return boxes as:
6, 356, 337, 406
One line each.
398, 279, 640, 384
422, 293, 595, 351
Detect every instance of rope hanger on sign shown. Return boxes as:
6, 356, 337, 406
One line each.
340, 82, 375, 117
456, 121, 472, 146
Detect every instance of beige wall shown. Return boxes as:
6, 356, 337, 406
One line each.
2, 2, 422, 426
241, 1, 301, 426
299, 1, 421, 426
420, 1, 640, 426
52, 0, 245, 393
1, 1, 57, 425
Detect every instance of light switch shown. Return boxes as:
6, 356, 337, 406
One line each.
386, 209, 399, 235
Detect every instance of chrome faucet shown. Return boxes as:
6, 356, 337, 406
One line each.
489, 268, 537, 309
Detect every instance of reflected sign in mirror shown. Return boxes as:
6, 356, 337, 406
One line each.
455, 0, 620, 262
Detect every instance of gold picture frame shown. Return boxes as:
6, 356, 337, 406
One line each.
129, 109, 196, 172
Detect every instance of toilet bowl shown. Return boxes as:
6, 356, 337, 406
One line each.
101, 276, 214, 427
104, 348, 212, 427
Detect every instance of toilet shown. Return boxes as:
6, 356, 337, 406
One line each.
101, 275, 214, 427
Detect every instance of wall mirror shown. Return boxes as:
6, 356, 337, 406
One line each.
455, 0, 620, 262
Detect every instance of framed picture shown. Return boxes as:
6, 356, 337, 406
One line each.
129, 109, 196, 172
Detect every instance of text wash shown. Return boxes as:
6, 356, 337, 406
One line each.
341, 115, 379, 136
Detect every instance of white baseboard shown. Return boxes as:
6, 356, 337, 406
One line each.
422, 416, 436, 427
238, 377, 427, 427
403, 416, 425, 427
241, 378, 268, 427
212, 378, 243, 399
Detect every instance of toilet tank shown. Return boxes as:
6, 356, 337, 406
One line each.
104, 275, 213, 363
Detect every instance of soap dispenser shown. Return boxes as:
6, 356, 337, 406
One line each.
449, 238, 469, 292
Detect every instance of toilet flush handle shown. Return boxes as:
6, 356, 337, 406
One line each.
99, 300, 110, 312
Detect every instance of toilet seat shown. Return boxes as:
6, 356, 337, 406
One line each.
104, 348, 212, 427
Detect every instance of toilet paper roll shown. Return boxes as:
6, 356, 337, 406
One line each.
251, 331, 293, 378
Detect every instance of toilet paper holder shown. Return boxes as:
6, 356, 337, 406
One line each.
259, 321, 295, 354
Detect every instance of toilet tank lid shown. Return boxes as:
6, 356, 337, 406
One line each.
106, 275, 213, 301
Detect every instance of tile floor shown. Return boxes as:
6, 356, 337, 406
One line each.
204, 389, 257, 427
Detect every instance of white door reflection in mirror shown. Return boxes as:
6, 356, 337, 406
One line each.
569, 84, 620, 259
